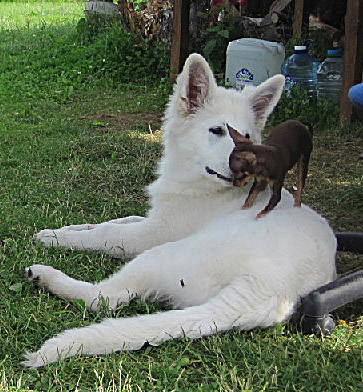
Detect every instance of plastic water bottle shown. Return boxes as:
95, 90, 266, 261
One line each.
281, 46, 320, 98
317, 49, 344, 102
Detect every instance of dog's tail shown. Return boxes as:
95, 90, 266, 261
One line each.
22, 282, 285, 368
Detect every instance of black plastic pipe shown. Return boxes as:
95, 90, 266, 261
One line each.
336, 232, 363, 253
300, 232, 363, 336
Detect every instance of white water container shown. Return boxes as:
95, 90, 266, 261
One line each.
225, 38, 285, 89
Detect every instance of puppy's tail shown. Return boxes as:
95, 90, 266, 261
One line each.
22, 282, 284, 368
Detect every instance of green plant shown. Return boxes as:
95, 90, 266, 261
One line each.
82, 22, 170, 84
268, 85, 340, 130
200, 5, 240, 74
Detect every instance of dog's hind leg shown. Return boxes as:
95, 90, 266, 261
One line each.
294, 150, 311, 207
22, 279, 291, 368
294, 155, 304, 207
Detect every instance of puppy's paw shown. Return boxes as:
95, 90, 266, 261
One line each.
256, 211, 268, 219
25, 264, 58, 292
35, 229, 63, 247
35, 225, 96, 248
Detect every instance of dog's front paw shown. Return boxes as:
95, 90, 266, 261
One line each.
35, 225, 95, 248
35, 229, 64, 247
25, 264, 59, 292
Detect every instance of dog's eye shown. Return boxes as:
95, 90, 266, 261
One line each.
209, 126, 225, 136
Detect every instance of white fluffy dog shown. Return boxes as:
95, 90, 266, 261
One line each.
23, 54, 336, 367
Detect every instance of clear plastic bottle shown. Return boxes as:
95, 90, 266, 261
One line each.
281, 45, 320, 97
317, 49, 344, 102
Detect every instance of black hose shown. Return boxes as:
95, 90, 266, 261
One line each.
300, 232, 363, 336
336, 232, 363, 253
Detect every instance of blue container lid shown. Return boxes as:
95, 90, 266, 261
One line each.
327, 49, 342, 55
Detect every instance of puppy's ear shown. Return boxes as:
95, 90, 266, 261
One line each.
227, 124, 252, 145
249, 74, 285, 134
174, 53, 217, 116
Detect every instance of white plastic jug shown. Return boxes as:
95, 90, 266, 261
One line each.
225, 38, 285, 89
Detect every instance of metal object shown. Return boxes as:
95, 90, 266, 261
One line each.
300, 232, 363, 336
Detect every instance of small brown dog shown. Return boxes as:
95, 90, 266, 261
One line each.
228, 120, 313, 219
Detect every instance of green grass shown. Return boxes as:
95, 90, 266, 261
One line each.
0, 2, 362, 391
0, 1, 84, 29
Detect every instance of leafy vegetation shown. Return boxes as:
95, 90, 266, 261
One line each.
200, 6, 240, 74
269, 86, 340, 130
0, 2, 362, 391
0, 0, 170, 106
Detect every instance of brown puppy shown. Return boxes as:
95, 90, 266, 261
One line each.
228, 120, 313, 219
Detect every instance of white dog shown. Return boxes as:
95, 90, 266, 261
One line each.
23, 54, 336, 367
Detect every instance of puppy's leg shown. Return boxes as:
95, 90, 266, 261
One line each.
22, 279, 289, 368
26, 237, 187, 311
25, 264, 137, 311
294, 155, 304, 206
294, 149, 311, 207
242, 179, 268, 209
35, 216, 168, 258
257, 180, 283, 218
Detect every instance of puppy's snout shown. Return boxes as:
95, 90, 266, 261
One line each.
234, 171, 253, 187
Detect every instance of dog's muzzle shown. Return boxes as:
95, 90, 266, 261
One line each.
233, 174, 252, 187
205, 167, 232, 183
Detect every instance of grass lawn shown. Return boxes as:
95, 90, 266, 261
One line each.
0, 1, 362, 391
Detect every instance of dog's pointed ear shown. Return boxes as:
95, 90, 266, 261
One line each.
249, 74, 285, 134
175, 53, 217, 116
227, 124, 252, 145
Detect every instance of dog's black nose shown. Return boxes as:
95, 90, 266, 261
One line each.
205, 166, 216, 175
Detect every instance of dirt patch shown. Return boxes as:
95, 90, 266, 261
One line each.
86, 113, 162, 132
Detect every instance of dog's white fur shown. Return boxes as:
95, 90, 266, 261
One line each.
23, 54, 336, 368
